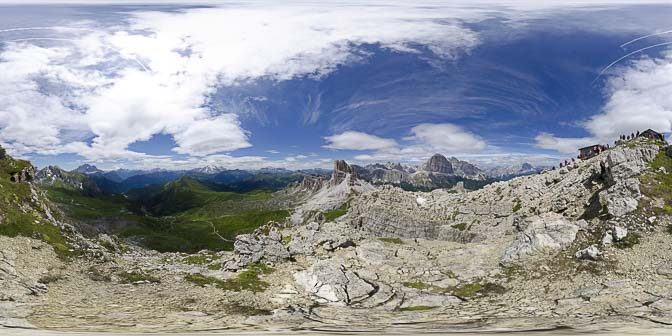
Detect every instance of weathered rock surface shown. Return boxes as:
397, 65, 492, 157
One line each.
294, 258, 376, 305
598, 144, 659, 217
233, 227, 290, 267
501, 213, 580, 264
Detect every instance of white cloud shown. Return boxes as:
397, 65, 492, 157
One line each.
284, 154, 308, 162
405, 123, 487, 153
536, 50, 672, 153
534, 133, 595, 154
0, 3, 481, 166
171, 115, 251, 156
328, 123, 487, 162
324, 131, 398, 150
586, 52, 672, 138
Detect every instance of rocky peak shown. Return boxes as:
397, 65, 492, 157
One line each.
332, 160, 358, 184
448, 156, 484, 179
297, 174, 326, 191
521, 162, 533, 171
36, 166, 101, 196
74, 164, 102, 175
421, 154, 453, 174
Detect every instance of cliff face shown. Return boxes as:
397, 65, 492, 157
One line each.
422, 154, 454, 174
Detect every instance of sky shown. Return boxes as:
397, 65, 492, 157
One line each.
0, 1, 671, 171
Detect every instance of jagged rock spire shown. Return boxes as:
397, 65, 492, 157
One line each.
332, 160, 358, 185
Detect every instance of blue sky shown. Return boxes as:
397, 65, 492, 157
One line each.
0, 1, 671, 170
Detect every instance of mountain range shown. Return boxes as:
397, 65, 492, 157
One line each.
44, 154, 543, 195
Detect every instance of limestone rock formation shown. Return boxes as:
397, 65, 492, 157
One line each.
234, 227, 290, 266
501, 213, 581, 264
598, 143, 658, 217
422, 153, 454, 174
448, 156, 486, 180
332, 160, 357, 185
293, 258, 376, 305
332, 154, 489, 191
289, 160, 374, 225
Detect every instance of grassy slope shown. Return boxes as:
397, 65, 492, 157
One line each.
46, 187, 131, 219
0, 156, 71, 258
641, 148, 672, 214
45, 176, 291, 253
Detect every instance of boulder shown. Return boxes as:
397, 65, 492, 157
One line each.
598, 178, 640, 218
234, 228, 290, 266
575, 245, 601, 260
293, 259, 376, 305
501, 213, 580, 264
612, 226, 628, 242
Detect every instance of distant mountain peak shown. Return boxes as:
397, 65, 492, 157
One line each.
73, 163, 102, 175
421, 153, 453, 174
190, 165, 226, 174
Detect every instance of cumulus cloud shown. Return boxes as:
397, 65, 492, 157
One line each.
324, 131, 398, 150
536, 50, 672, 153
405, 123, 487, 153
171, 115, 251, 156
0, 2, 482, 166
534, 133, 595, 154
326, 123, 487, 162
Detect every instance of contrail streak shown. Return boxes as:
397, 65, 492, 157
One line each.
620, 30, 672, 49
3, 37, 79, 43
592, 41, 672, 85
0, 26, 99, 34
1, 37, 150, 72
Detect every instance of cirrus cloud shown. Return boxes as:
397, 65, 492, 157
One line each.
535, 49, 672, 154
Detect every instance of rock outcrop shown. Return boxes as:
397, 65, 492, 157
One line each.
9, 167, 34, 183
598, 143, 659, 217
234, 227, 291, 266
501, 213, 582, 264
294, 258, 376, 305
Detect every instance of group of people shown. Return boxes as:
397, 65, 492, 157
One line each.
547, 129, 657, 172
557, 158, 576, 169
619, 131, 640, 141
